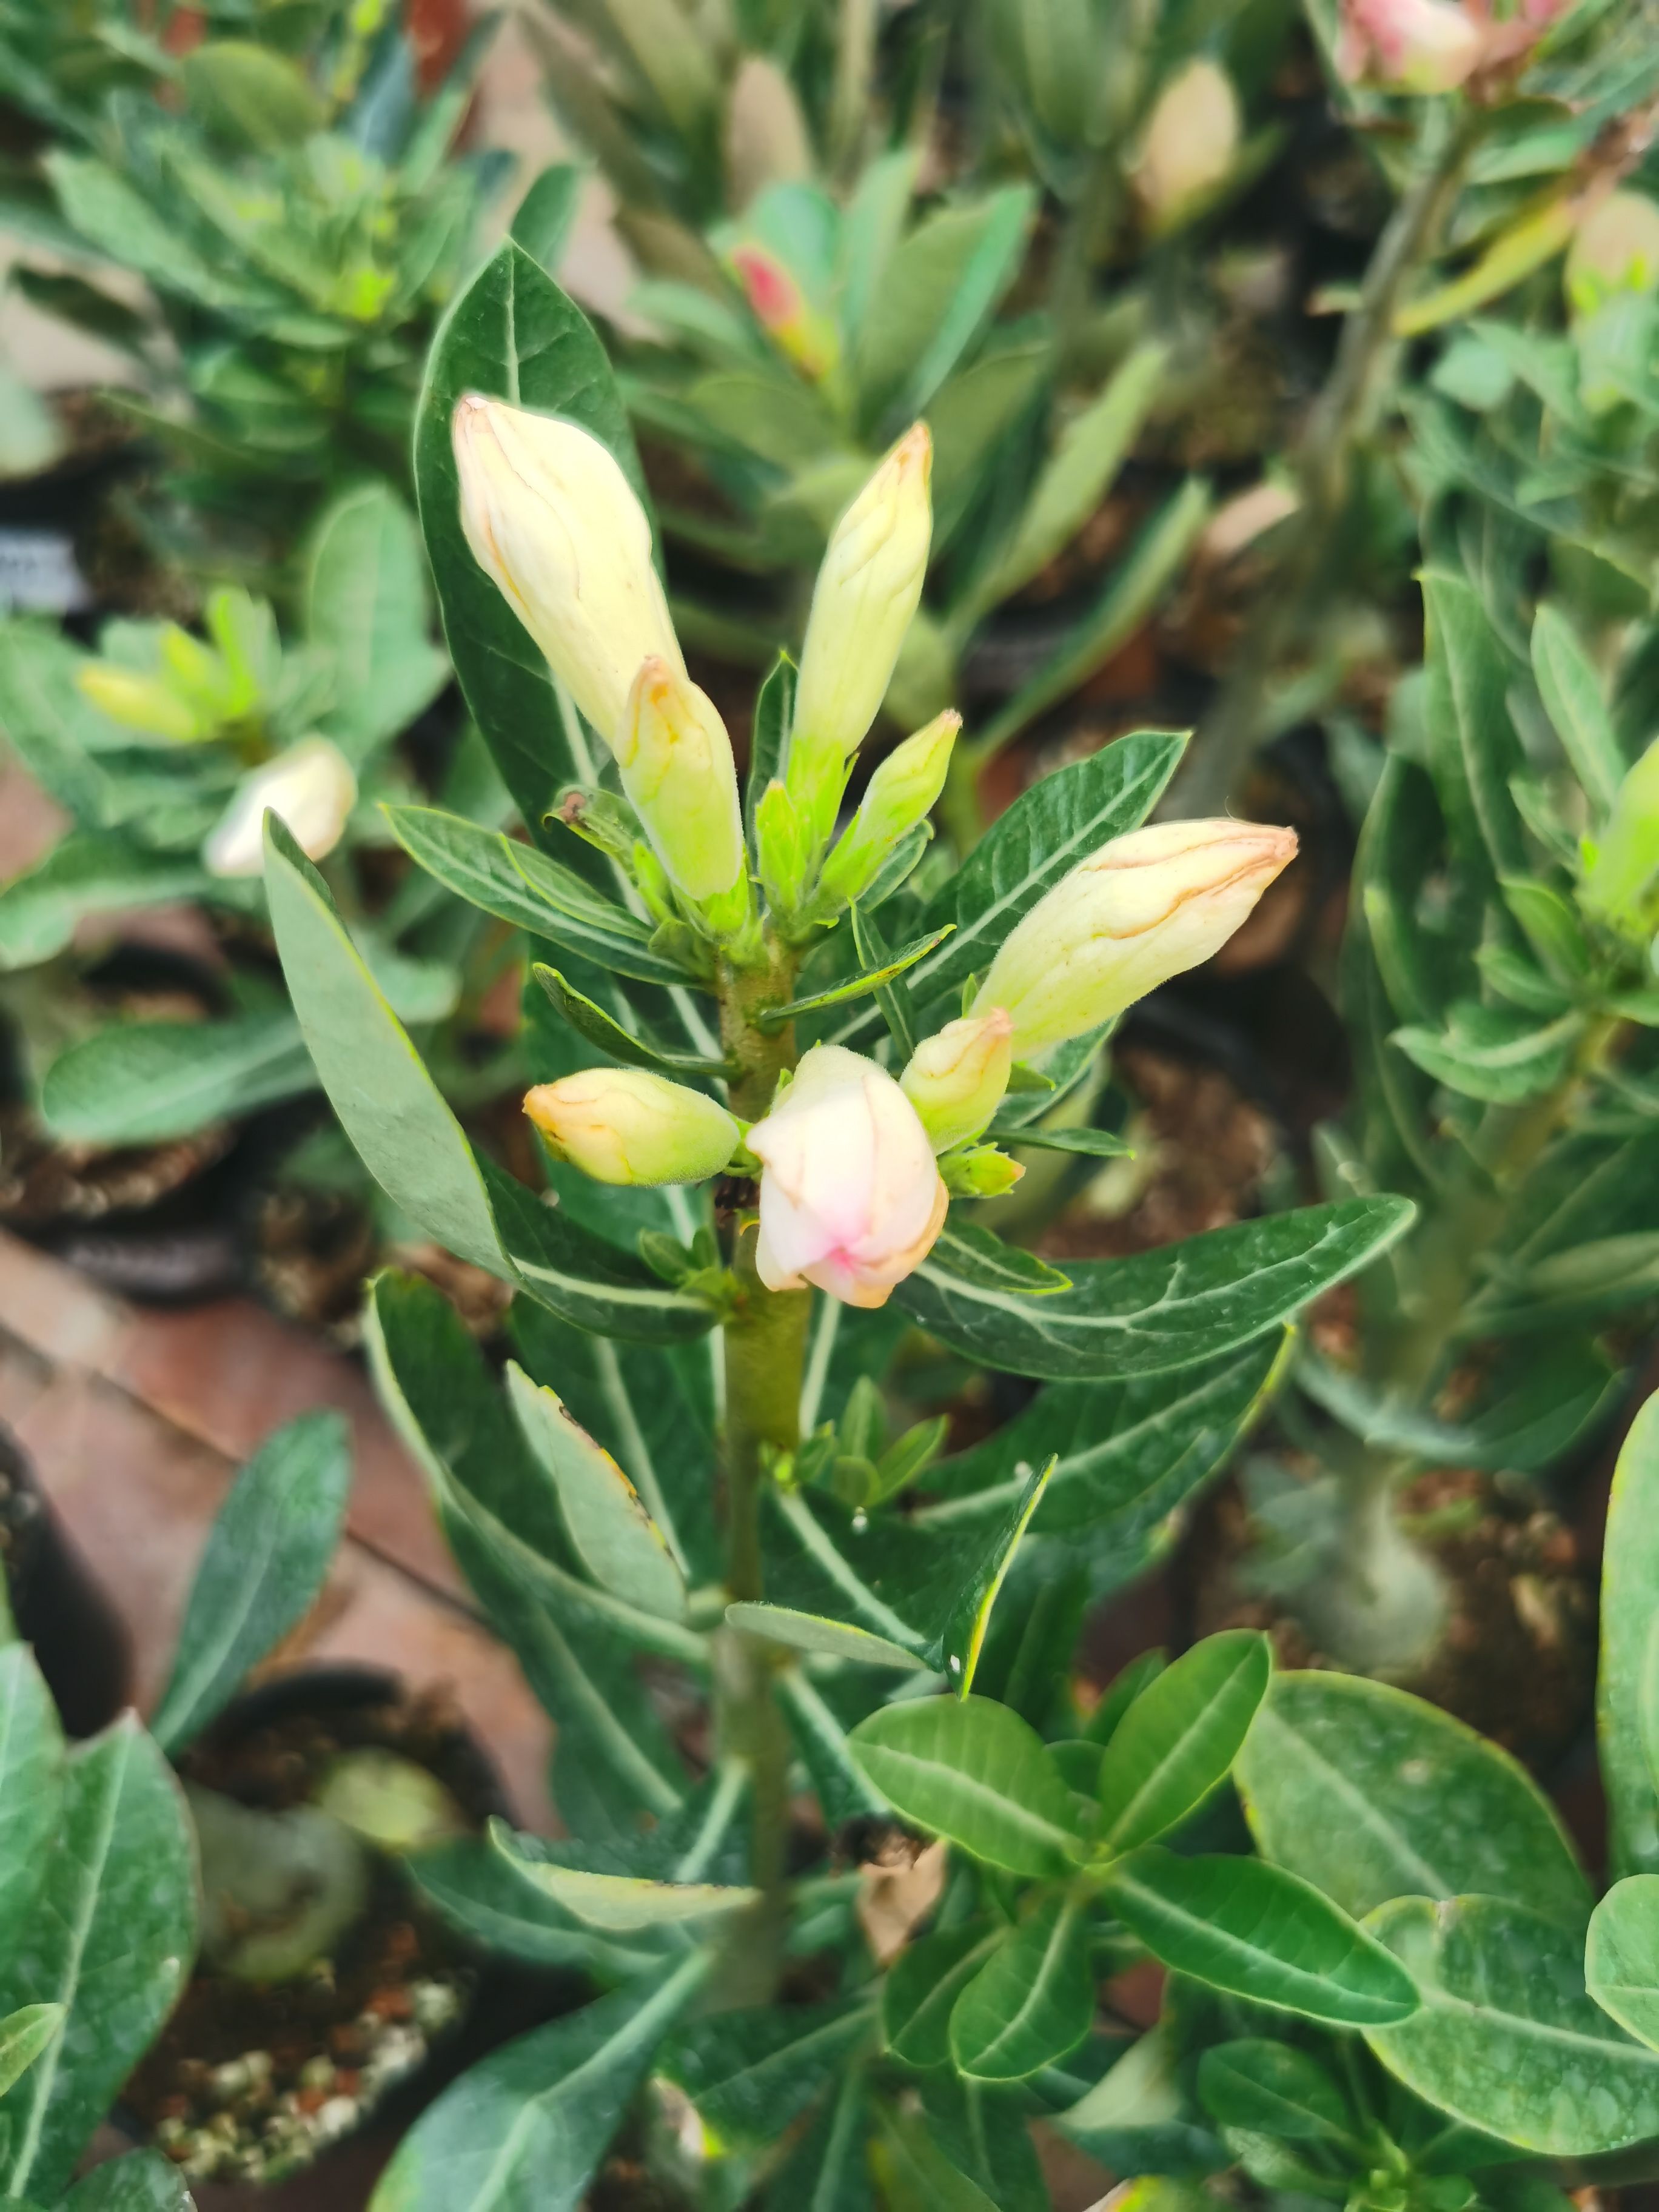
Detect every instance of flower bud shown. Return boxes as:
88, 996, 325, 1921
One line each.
900, 1009, 1013, 1155
725, 56, 813, 210
973, 819, 1297, 1060
748, 1044, 948, 1309
618, 658, 749, 923
78, 663, 204, 744
1566, 192, 1659, 317
729, 243, 839, 383
452, 395, 682, 748
524, 1068, 740, 1187
1583, 737, 1659, 935
206, 737, 357, 877
1335, 0, 1481, 92
1133, 61, 1241, 231
787, 426, 933, 840
756, 778, 812, 915
818, 711, 959, 910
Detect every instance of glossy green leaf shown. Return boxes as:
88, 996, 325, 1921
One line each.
754, 925, 955, 1031
882, 1926, 1000, 2069
762, 2062, 874, 2212
1422, 568, 1526, 882
491, 1763, 752, 1929
264, 816, 508, 1277
1531, 602, 1626, 811
854, 187, 1034, 424
847, 1696, 1083, 1877
0, 1649, 64, 1976
481, 1157, 717, 1346
61, 2148, 193, 2212
745, 654, 794, 840
0, 1718, 196, 2202
870, 2102, 999, 2212
897, 1200, 1413, 1382
1600, 1390, 1659, 1876
0, 2009, 60, 2102
1587, 1875, 1659, 2049
830, 733, 1185, 1050
665, 1997, 875, 2144
509, 164, 582, 274
503, 1362, 686, 1621
950, 1896, 1093, 2081
1105, 1849, 1418, 2025
41, 1011, 316, 1145
1364, 1894, 1659, 2155
1238, 1672, 1590, 1926
407, 1837, 659, 1977
1297, 1336, 1620, 1476
1393, 1005, 1578, 1104
1096, 1629, 1270, 1854
1196, 2040, 1353, 2142
0, 837, 209, 971
385, 807, 696, 988
1056, 2025, 1224, 2177
306, 483, 449, 760
531, 967, 728, 1075
916, 2073, 1050, 2212
369, 1955, 707, 2212
413, 240, 648, 839
728, 1458, 1049, 1687
150, 1410, 353, 1753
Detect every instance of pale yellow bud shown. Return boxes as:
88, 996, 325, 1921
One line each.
973, 819, 1297, 1060
788, 425, 933, 837
725, 56, 812, 210
819, 711, 959, 909
452, 395, 683, 748
900, 1009, 1013, 1155
1566, 192, 1659, 318
1133, 61, 1240, 230
78, 663, 204, 744
618, 658, 748, 920
206, 737, 357, 877
523, 1068, 740, 1187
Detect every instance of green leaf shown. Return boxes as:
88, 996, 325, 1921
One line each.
0, 836, 209, 971
482, 1158, 717, 1346
385, 806, 697, 987
755, 925, 956, 1031
181, 38, 324, 146
847, 1696, 1084, 1876
0, 1718, 196, 2202
407, 1837, 659, 1976
1531, 602, 1627, 811
503, 1362, 686, 1622
763, 2062, 874, 2212
61, 2148, 192, 2212
265, 816, 510, 1278
994, 1124, 1134, 1158
896, 1200, 1414, 1382
1105, 1849, 1419, 2026
665, 1997, 875, 2144
149, 1411, 352, 1754
745, 654, 794, 841
1296, 1336, 1620, 1476
1422, 569, 1526, 883
509, 164, 583, 274
728, 1458, 1050, 1686
1392, 1006, 1579, 1104
490, 1763, 752, 1929
413, 240, 648, 839
1600, 1391, 1659, 1877
41, 1010, 315, 1147
883, 1926, 1000, 2069
0, 2009, 60, 2102
1587, 1875, 1659, 2049
1236, 1672, 1590, 1927
830, 732, 1185, 1050
950, 1895, 1093, 2081
306, 483, 450, 762
531, 967, 728, 1076
1196, 2040, 1353, 2142
0, 1649, 64, 1976
1096, 1629, 1270, 1854
1364, 1894, 1659, 2156
368, 1956, 707, 2212
870, 2102, 999, 2212
854, 187, 1035, 425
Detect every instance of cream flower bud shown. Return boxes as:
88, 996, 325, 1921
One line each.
749, 1044, 948, 1309
819, 711, 959, 909
524, 1068, 740, 1187
1336, 0, 1481, 92
788, 425, 933, 838
1133, 61, 1241, 230
79, 663, 204, 744
973, 819, 1298, 1061
1566, 192, 1659, 317
204, 737, 357, 878
618, 658, 748, 919
452, 395, 683, 748
900, 1009, 1014, 1155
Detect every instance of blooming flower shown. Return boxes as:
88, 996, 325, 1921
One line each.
204, 737, 357, 877
748, 1044, 948, 1308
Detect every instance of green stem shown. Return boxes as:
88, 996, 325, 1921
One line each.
711, 946, 810, 2005
1171, 102, 1481, 817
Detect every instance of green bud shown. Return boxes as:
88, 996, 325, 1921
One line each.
618, 657, 750, 931
525, 1067, 740, 1185
631, 839, 677, 928
900, 1008, 1013, 1153
818, 711, 959, 910
940, 1144, 1024, 1199
1583, 736, 1659, 936
756, 777, 813, 916
77, 663, 205, 743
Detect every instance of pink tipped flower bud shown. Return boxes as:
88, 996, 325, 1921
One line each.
748, 1044, 948, 1309
972, 819, 1298, 1061
788, 425, 933, 841
729, 243, 839, 382
452, 395, 682, 750
1336, 0, 1481, 92
205, 737, 357, 877
1132, 61, 1241, 230
900, 1010, 1014, 1155
618, 657, 749, 920
524, 1068, 740, 1187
